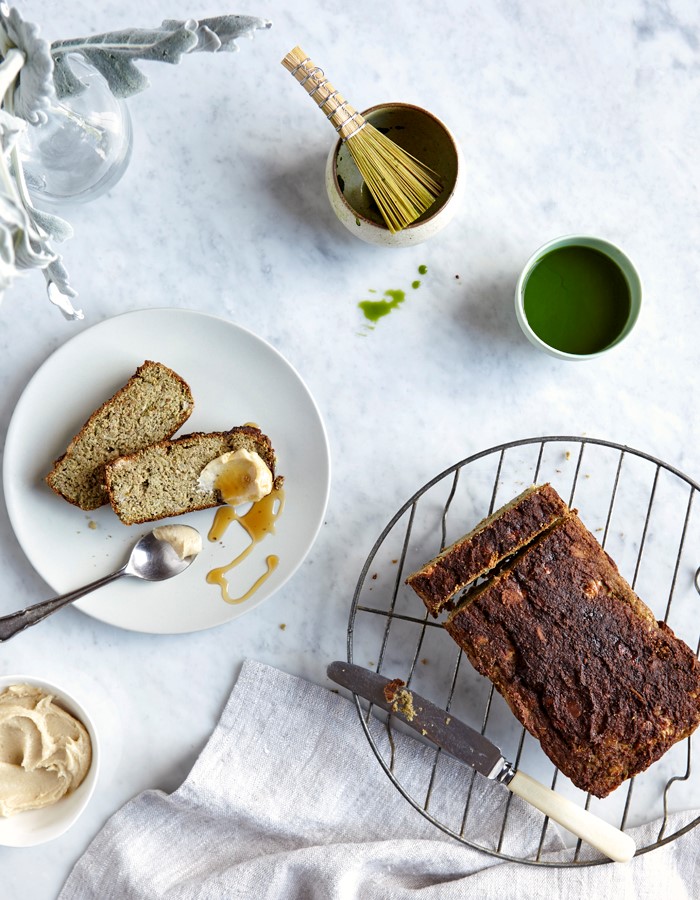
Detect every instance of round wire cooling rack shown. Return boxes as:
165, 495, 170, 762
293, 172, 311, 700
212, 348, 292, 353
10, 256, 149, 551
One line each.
347, 436, 700, 866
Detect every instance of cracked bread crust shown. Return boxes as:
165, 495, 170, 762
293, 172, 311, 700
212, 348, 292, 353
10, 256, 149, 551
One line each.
105, 426, 282, 525
407, 483, 569, 617
445, 513, 700, 797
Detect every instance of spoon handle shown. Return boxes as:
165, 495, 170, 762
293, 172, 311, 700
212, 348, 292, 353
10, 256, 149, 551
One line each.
0, 568, 126, 642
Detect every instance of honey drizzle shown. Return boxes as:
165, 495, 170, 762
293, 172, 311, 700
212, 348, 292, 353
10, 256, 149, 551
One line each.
206, 486, 285, 604
207, 554, 279, 604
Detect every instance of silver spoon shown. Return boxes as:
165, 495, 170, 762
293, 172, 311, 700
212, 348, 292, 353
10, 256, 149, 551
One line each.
0, 526, 201, 642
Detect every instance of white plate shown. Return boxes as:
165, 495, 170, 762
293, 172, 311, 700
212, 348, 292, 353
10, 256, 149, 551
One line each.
3, 309, 331, 634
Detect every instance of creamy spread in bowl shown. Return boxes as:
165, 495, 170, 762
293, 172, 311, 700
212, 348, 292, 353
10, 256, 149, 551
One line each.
0, 683, 92, 817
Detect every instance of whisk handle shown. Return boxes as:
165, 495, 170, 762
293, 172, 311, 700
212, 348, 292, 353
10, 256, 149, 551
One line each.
281, 46, 365, 140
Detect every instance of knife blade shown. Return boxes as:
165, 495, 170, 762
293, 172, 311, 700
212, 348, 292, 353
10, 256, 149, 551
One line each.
328, 661, 636, 863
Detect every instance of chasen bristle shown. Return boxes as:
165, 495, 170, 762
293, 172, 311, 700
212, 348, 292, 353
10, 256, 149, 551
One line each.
282, 46, 443, 233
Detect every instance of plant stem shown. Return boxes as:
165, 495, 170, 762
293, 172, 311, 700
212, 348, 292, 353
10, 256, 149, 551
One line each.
3, 83, 33, 217
0, 47, 24, 99
0, 21, 12, 58
0, 47, 25, 202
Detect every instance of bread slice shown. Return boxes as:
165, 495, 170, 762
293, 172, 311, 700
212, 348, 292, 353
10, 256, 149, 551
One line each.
445, 513, 700, 797
407, 483, 569, 616
46, 361, 194, 511
104, 426, 282, 525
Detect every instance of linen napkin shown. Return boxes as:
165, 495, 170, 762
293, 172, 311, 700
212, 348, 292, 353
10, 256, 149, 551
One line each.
60, 660, 700, 899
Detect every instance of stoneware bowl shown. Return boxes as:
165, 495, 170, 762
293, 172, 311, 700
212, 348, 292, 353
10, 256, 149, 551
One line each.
514, 234, 642, 361
325, 102, 464, 247
0, 674, 100, 847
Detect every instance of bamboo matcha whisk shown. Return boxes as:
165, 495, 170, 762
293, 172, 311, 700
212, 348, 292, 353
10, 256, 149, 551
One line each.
282, 46, 443, 234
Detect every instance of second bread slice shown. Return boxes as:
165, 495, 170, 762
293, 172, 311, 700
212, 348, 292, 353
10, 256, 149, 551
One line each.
105, 426, 281, 525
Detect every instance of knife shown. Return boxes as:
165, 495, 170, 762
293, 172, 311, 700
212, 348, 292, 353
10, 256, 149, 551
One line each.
327, 661, 636, 863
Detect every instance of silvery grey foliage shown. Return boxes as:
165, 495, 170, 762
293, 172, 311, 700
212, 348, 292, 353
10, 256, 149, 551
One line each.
27, 205, 74, 244
0, 5, 54, 124
0, 67, 79, 316
0, 8, 271, 318
51, 15, 272, 100
44, 255, 79, 317
0, 5, 80, 317
162, 16, 273, 52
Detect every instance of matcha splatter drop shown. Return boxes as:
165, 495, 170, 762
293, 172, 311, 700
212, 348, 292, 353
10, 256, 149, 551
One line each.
358, 266, 429, 329
359, 289, 406, 323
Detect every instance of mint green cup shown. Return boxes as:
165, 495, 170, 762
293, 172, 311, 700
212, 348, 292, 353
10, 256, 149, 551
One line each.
514, 235, 642, 361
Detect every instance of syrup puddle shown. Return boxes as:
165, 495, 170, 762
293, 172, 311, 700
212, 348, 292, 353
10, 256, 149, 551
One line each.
206, 486, 285, 604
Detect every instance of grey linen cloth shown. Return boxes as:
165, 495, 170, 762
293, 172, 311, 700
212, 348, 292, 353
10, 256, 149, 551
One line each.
61, 660, 700, 899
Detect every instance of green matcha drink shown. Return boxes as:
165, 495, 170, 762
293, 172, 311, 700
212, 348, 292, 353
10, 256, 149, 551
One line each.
523, 246, 631, 355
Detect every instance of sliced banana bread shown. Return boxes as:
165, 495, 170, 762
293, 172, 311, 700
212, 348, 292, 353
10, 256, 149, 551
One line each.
407, 483, 569, 616
46, 361, 194, 511
445, 513, 700, 797
105, 426, 282, 525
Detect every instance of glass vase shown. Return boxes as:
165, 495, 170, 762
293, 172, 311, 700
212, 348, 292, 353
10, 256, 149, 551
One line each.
20, 53, 133, 204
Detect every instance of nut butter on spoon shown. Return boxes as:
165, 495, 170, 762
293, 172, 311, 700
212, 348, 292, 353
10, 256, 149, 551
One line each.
0, 525, 201, 642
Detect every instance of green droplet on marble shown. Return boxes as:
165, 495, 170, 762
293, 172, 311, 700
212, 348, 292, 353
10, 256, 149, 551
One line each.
359, 289, 406, 323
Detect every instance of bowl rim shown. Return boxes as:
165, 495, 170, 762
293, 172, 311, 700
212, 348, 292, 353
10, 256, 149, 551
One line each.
328, 101, 461, 232
513, 233, 643, 361
0, 673, 100, 847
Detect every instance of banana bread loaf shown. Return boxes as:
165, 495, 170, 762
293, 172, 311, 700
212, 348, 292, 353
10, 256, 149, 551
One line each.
407, 483, 569, 616
445, 512, 700, 797
105, 426, 282, 525
46, 361, 194, 511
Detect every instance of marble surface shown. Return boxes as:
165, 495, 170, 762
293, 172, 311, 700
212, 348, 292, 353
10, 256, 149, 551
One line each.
2, 0, 700, 895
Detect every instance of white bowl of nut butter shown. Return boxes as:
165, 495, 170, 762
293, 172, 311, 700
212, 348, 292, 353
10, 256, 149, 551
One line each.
0, 674, 99, 846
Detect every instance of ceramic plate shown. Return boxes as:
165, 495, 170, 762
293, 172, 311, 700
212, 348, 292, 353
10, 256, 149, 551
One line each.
3, 309, 331, 634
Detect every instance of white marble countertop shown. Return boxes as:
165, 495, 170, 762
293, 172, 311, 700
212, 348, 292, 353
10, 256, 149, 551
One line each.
2, 0, 700, 895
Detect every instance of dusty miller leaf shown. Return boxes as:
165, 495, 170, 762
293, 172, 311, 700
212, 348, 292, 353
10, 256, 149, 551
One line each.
0, 196, 18, 265
45, 255, 82, 319
51, 21, 200, 99
65, 49, 151, 100
162, 15, 273, 52
0, 106, 25, 152
27, 206, 74, 243
0, 189, 55, 310
0, 190, 54, 270
52, 53, 89, 99
0, 6, 55, 124
51, 15, 272, 99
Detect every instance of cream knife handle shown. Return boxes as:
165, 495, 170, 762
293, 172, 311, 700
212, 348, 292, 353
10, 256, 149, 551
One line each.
507, 771, 636, 863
